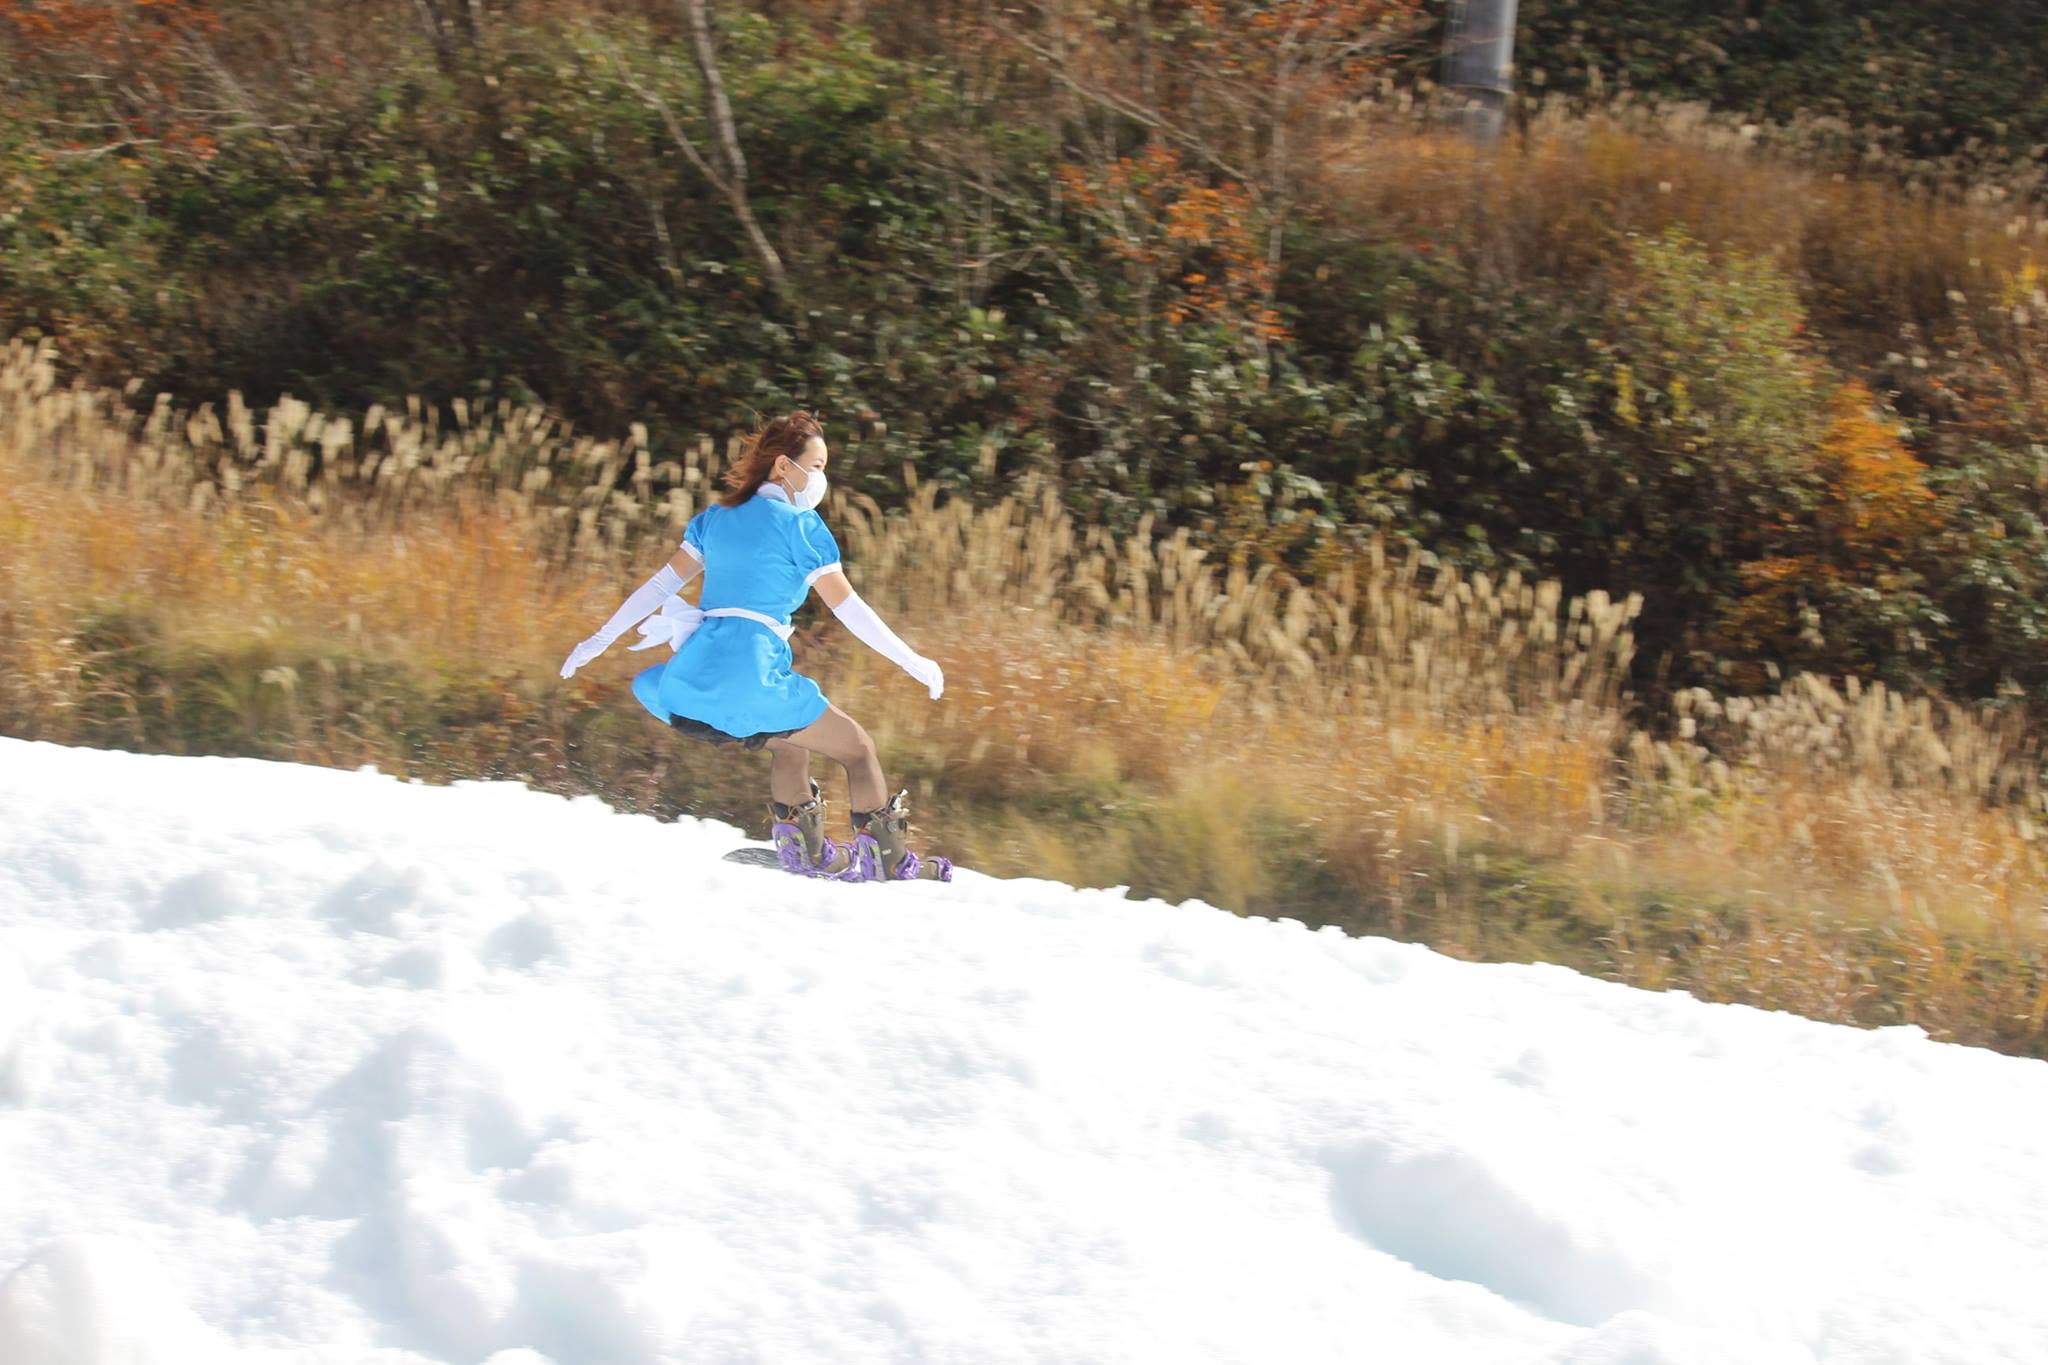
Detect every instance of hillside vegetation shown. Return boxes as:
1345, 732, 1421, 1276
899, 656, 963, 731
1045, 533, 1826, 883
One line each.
4, 3, 2047, 1054
1507, 0, 2048, 190
5, 340, 2044, 1056
7, 1, 2048, 704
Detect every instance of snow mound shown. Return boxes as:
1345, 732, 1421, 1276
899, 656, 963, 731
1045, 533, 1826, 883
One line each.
0, 1235, 230, 1365
0, 737, 2044, 1364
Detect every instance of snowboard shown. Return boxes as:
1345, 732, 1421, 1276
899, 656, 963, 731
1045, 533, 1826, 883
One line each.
720, 848, 790, 871
719, 840, 953, 882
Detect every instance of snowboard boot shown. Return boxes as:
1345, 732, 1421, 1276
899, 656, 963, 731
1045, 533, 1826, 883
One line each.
850, 789, 953, 882
769, 779, 858, 879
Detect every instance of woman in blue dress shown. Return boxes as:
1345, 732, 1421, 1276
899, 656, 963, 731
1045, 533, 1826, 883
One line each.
559, 411, 950, 881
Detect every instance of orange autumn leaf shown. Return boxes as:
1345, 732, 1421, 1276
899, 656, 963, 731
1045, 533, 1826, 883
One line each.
1061, 142, 1288, 341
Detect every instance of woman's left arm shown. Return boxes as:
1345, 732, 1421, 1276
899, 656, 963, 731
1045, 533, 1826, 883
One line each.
812, 569, 943, 700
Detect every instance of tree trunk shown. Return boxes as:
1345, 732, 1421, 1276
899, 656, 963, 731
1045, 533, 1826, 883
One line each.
1442, 0, 1521, 147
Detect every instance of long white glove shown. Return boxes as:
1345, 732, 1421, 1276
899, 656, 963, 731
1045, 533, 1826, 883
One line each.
833, 591, 943, 699
560, 564, 685, 678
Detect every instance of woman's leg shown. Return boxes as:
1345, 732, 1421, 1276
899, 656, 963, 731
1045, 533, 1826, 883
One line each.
783, 704, 946, 880
783, 704, 887, 811
763, 735, 848, 872
763, 737, 813, 808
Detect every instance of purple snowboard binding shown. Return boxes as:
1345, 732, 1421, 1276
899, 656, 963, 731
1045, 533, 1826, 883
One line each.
769, 780, 866, 881
768, 827, 952, 882
851, 792, 953, 883
765, 784, 951, 883
770, 819, 867, 882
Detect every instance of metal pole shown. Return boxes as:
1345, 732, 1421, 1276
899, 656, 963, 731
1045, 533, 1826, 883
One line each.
1442, 0, 1520, 146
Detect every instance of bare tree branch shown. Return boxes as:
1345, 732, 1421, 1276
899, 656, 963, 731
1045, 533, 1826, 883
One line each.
599, 36, 786, 309
607, 52, 724, 190
54, 139, 162, 159
681, 0, 747, 189
1005, 29, 1253, 187
639, 178, 691, 296
678, 0, 793, 309
411, 0, 455, 73
178, 31, 308, 174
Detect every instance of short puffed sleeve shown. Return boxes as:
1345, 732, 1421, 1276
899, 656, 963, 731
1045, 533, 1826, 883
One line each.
790, 510, 843, 587
680, 508, 710, 562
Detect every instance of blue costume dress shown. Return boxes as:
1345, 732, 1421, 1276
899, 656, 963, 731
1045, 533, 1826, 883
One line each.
630, 484, 843, 740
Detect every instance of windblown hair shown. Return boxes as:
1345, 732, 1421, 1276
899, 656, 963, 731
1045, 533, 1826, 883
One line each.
719, 409, 825, 507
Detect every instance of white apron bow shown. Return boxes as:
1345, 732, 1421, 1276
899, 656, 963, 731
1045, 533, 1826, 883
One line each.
628, 597, 706, 654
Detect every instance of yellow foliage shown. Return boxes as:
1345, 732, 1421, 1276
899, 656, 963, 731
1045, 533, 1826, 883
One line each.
1816, 379, 1938, 551
1716, 380, 1939, 678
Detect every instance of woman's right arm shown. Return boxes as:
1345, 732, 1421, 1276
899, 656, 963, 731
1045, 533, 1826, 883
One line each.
559, 550, 704, 679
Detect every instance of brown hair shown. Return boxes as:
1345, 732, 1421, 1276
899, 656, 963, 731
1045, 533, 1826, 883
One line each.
719, 409, 825, 507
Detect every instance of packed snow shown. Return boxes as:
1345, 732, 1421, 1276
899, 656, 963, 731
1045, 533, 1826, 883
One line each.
0, 737, 2044, 1365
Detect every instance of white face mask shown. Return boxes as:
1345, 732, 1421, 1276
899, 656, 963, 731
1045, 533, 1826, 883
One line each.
781, 460, 828, 511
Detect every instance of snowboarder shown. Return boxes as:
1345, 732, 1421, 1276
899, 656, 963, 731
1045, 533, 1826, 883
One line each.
559, 410, 950, 881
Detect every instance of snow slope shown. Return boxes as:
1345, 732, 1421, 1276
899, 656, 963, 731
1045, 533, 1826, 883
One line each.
0, 737, 2043, 1365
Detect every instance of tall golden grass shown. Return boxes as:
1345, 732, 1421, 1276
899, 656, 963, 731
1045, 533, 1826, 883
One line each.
1316, 101, 2048, 392
4, 334, 2044, 1054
